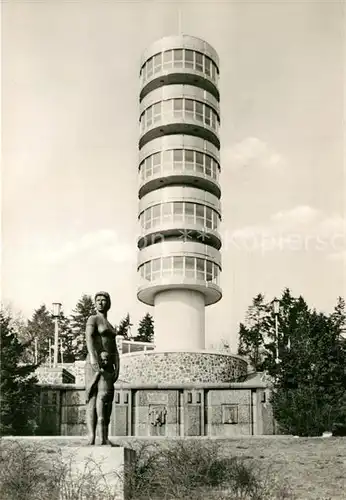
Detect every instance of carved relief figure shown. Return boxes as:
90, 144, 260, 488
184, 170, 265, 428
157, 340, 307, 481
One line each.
84, 292, 119, 445
149, 406, 167, 427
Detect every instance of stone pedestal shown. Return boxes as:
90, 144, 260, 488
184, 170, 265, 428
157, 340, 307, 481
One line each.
60, 446, 136, 500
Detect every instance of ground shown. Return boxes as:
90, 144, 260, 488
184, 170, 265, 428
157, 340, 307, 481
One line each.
3, 436, 346, 499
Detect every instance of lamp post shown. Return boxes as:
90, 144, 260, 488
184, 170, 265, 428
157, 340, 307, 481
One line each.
273, 298, 280, 365
34, 338, 38, 365
60, 338, 64, 365
52, 302, 62, 367
48, 338, 52, 367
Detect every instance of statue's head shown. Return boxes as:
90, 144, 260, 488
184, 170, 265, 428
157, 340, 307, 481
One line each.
94, 291, 111, 312
100, 351, 110, 367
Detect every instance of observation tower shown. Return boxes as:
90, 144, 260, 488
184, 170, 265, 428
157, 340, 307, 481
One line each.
137, 35, 222, 351
119, 35, 246, 384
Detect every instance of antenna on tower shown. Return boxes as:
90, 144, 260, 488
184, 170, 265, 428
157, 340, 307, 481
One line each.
178, 7, 183, 35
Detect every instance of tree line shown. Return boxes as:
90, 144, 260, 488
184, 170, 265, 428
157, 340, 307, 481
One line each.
1, 288, 345, 437
14, 294, 154, 365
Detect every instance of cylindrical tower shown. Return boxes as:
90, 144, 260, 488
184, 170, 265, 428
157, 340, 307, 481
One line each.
137, 35, 222, 352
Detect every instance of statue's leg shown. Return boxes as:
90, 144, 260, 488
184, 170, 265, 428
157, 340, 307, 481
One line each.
86, 395, 97, 445
104, 390, 114, 443
96, 391, 109, 445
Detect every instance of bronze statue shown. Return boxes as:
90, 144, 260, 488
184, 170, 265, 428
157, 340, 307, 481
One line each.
84, 292, 119, 445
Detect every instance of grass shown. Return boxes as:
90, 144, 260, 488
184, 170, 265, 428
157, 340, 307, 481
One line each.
215, 436, 346, 500
1, 436, 345, 499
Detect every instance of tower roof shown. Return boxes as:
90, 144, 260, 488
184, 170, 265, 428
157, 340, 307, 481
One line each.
140, 34, 219, 69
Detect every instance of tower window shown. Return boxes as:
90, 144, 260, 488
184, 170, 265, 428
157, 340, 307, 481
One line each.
139, 257, 220, 284
185, 49, 194, 69
153, 53, 162, 73
173, 149, 183, 162
205, 57, 212, 77
185, 202, 195, 224
173, 99, 184, 118
195, 102, 204, 122
173, 49, 184, 68
147, 57, 154, 78
162, 256, 172, 277
173, 256, 184, 274
153, 103, 161, 123
196, 258, 205, 280
185, 99, 194, 119
142, 49, 219, 84
140, 201, 220, 231
195, 52, 203, 72
141, 98, 219, 134
139, 149, 220, 183
163, 50, 173, 69
206, 260, 213, 281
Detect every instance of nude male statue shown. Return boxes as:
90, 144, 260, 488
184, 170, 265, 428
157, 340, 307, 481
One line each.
84, 292, 120, 445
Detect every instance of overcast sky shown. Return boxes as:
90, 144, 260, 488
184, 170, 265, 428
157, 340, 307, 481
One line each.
2, 0, 345, 349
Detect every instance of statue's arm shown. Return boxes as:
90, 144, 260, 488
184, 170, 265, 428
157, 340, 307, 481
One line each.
113, 344, 120, 382
85, 316, 99, 370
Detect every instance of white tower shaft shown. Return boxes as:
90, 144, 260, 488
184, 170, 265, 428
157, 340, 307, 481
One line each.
154, 289, 205, 351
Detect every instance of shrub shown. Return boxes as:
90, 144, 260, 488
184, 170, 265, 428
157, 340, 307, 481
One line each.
0, 440, 293, 500
272, 387, 346, 437
127, 440, 283, 500
0, 441, 61, 500
0, 441, 117, 500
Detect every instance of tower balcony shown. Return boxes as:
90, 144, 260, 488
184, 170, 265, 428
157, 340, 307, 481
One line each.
137, 277, 222, 308
138, 185, 221, 214
138, 135, 221, 198
137, 185, 222, 250
139, 85, 220, 150
137, 240, 222, 306
139, 84, 220, 119
139, 35, 220, 101
140, 122, 219, 154
137, 224, 222, 251
139, 172, 221, 199
140, 71, 219, 103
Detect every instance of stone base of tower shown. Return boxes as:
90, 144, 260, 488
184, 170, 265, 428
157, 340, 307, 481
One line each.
118, 350, 248, 384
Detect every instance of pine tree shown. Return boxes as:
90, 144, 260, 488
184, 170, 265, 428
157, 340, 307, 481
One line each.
116, 313, 133, 340
237, 293, 268, 370
58, 313, 75, 363
2, 304, 32, 362
69, 295, 96, 360
26, 305, 55, 364
134, 313, 154, 343
237, 288, 311, 374
330, 296, 346, 335
0, 311, 39, 435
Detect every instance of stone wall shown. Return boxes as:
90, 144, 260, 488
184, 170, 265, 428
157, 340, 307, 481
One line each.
35, 367, 75, 385
62, 361, 85, 384
256, 388, 275, 435
35, 347, 248, 386
37, 381, 274, 437
36, 361, 86, 385
206, 389, 252, 436
119, 351, 248, 384
61, 387, 87, 436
